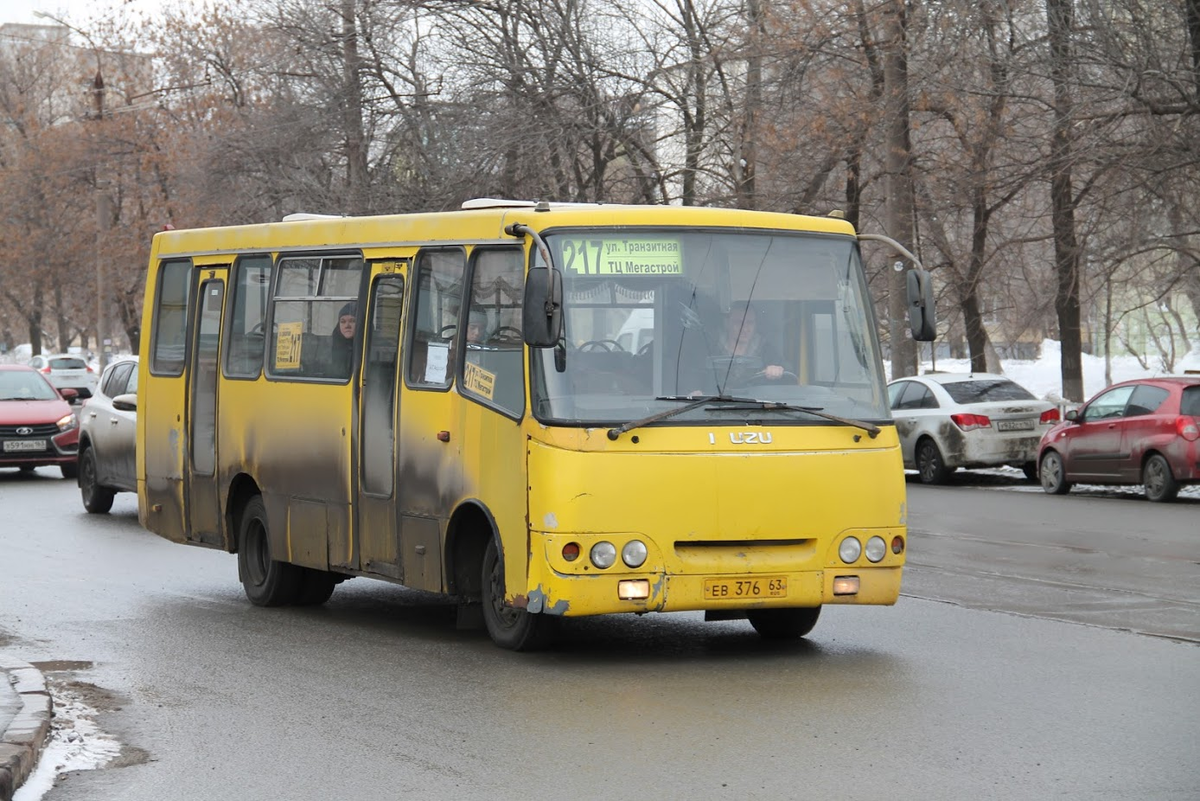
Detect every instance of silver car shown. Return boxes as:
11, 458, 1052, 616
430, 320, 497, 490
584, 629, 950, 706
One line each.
28, 353, 99, 399
887, 372, 1060, 484
78, 356, 138, 513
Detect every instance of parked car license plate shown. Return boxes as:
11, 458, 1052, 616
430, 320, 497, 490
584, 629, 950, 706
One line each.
3, 440, 47, 452
996, 419, 1035, 431
704, 576, 787, 600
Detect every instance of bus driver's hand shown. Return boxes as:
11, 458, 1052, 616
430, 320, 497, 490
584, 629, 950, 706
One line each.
763, 364, 784, 379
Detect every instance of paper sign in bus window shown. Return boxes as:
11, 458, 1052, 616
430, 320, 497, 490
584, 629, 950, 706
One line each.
463, 362, 496, 400
560, 237, 683, 276
275, 321, 303, 369
424, 342, 450, 383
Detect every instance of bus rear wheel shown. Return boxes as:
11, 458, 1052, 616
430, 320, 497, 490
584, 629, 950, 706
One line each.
747, 607, 821, 640
237, 495, 302, 606
481, 538, 553, 651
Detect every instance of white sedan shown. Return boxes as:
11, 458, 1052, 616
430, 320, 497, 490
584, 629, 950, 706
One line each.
28, 353, 99, 399
887, 372, 1060, 484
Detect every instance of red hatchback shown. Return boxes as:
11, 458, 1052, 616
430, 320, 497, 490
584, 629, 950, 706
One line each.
0, 364, 80, 479
1037, 376, 1200, 502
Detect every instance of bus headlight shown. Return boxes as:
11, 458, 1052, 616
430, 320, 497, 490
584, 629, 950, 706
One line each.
865, 536, 887, 563
590, 542, 617, 569
838, 537, 862, 563
621, 540, 648, 568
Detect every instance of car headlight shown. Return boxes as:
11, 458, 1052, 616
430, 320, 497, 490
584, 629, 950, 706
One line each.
865, 536, 887, 563
838, 537, 862, 563
590, 542, 617, 569
56, 413, 78, 432
621, 540, 648, 568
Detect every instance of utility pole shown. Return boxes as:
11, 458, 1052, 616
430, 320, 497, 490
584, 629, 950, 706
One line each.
884, 0, 918, 378
93, 68, 111, 371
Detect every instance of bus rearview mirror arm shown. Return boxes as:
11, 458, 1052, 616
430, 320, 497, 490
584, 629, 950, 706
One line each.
858, 233, 937, 343
508, 223, 564, 348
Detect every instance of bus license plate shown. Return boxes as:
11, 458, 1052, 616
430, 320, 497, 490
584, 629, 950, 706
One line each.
704, 576, 787, 600
3, 440, 47, 452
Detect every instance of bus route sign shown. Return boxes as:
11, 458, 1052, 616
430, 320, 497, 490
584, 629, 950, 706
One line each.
559, 237, 683, 276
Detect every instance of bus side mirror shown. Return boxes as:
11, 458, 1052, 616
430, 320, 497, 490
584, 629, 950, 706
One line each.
523, 266, 563, 348
906, 269, 936, 342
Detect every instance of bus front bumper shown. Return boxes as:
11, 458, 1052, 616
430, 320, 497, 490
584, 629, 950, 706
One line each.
522, 565, 903, 617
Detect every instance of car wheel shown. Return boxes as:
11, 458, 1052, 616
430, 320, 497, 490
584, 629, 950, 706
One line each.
237, 495, 302, 606
1142, 454, 1179, 503
1039, 451, 1072, 495
1022, 461, 1039, 482
481, 537, 553, 651
79, 448, 115, 514
747, 607, 821, 640
916, 438, 953, 484
60, 461, 79, 480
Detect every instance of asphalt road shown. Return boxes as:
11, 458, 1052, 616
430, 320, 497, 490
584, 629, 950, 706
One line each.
902, 470, 1200, 642
0, 468, 1197, 801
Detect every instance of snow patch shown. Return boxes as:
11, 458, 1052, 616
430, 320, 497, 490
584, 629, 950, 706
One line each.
13, 686, 123, 801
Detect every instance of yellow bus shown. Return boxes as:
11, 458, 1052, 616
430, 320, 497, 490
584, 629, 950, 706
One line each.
135, 199, 935, 650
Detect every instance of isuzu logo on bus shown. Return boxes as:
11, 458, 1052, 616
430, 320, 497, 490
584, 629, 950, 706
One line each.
709, 432, 772, 444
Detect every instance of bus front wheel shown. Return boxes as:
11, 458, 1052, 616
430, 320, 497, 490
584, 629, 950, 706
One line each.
481, 538, 553, 651
747, 607, 821, 640
237, 495, 302, 606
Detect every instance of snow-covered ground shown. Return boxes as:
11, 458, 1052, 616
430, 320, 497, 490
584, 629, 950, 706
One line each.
13, 684, 122, 801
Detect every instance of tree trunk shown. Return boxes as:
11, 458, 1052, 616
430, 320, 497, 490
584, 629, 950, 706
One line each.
1045, 0, 1084, 401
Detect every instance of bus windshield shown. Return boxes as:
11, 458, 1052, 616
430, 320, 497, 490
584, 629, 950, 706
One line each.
531, 229, 889, 427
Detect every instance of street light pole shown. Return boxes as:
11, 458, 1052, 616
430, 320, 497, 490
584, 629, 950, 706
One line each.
92, 69, 110, 371
34, 11, 111, 370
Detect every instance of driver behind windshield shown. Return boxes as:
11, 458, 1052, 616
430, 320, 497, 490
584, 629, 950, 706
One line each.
686, 302, 788, 394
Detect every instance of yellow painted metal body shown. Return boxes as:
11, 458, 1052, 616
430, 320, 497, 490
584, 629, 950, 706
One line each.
523, 425, 905, 615
135, 202, 906, 621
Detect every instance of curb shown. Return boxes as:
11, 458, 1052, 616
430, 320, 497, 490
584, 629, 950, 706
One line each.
0, 656, 52, 801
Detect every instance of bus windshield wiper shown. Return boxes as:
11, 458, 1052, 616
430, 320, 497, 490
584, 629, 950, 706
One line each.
606, 395, 762, 440
710, 401, 881, 438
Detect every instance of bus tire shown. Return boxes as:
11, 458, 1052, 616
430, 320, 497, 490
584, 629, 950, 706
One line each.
481, 537, 553, 651
79, 447, 116, 514
237, 495, 302, 606
295, 569, 338, 606
747, 606, 821, 640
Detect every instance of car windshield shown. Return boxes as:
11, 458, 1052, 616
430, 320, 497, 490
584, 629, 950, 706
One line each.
941, 379, 1035, 404
48, 358, 86, 370
0, 371, 59, 401
529, 229, 889, 427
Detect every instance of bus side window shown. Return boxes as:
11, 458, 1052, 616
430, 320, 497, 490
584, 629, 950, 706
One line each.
224, 255, 272, 379
269, 256, 362, 381
460, 247, 525, 416
407, 249, 465, 389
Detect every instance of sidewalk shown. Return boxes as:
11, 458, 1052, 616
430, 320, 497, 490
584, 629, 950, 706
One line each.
0, 656, 51, 801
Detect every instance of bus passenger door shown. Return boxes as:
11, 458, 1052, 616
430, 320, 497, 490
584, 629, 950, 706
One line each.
355, 269, 406, 577
186, 273, 226, 546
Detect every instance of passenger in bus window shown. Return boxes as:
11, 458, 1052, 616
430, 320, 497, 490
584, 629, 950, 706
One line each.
332, 302, 357, 377
466, 310, 488, 344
